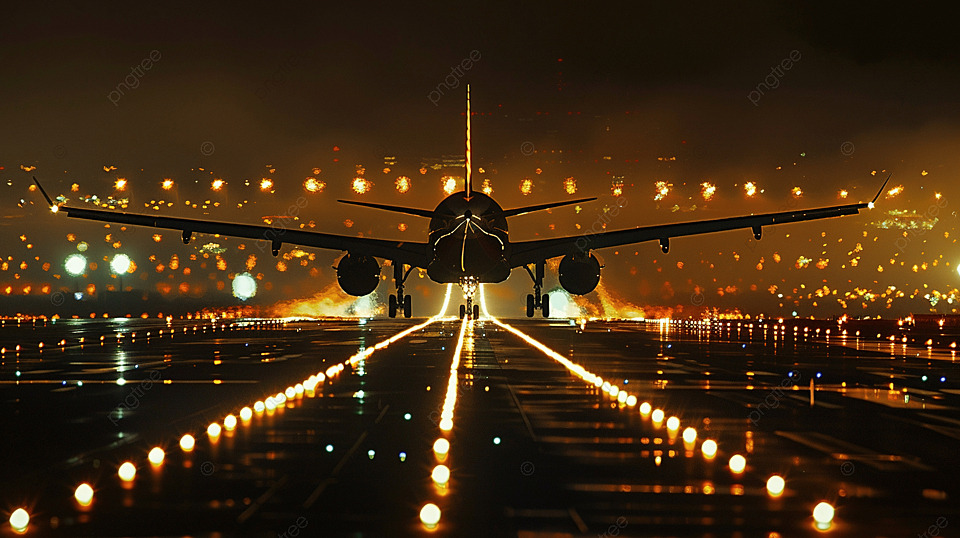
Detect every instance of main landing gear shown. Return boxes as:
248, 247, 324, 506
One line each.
388, 262, 413, 318
458, 277, 480, 319
524, 260, 550, 318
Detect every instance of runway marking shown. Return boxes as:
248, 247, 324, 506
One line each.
775, 431, 933, 471
237, 475, 290, 523
506, 383, 538, 442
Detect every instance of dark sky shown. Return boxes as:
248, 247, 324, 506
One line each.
2, 2, 959, 318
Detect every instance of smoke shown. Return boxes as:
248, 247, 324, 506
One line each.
269, 281, 383, 318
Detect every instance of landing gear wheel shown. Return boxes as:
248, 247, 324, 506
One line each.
526, 294, 535, 317
403, 295, 412, 318
389, 294, 398, 318
541, 294, 550, 318
460, 304, 466, 319
473, 304, 480, 319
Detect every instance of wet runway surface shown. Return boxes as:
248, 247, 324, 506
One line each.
3, 302, 960, 536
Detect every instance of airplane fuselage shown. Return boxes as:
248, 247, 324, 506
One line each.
426, 191, 511, 284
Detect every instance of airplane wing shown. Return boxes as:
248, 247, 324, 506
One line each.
35, 178, 431, 268
508, 178, 889, 268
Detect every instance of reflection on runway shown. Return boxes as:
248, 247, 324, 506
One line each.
3, 290, 959, 535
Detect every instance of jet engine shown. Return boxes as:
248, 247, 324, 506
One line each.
558, 253, 601, 295
336, 253, 380, 296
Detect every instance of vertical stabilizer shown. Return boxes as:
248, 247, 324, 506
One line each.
465, 84, 472, 200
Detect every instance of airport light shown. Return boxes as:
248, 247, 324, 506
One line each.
65, 253, 86, 276
766, 475, 785, 497
420, 503, 441, 528
433, 438, 450, 458
666, 416, 680, 431
223, 414, 237, 431
148, 446, 165, 466
9, 508, 29, 533
431, 464, 450, 485
729, 454, 746, 474
240, 406, 253, 421
254, 400, 265, 414
110, 253, 131, 274
639, 402, 652, 416
179, 433, 196, 452
232, 272, 257, 300
813, 501, 835, 529
701, 439, 718, 459
118, 461, 137, 481
651, 408, 665, 425
74, 483, 94, 506
207, 422, 222, 439
682, 427, 697, 444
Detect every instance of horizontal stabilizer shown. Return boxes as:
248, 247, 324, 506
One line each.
337, 199, 435, 218
500, 197, 597, 218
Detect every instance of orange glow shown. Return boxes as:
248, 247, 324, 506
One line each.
395, 176, 411, 193
654, 180, 670, 201
115, 178, 127, 191
791, 186, 803, 198
744, 182, 757, 197
352, 177, 371, 194
442, 176, 458, 195
701, 181, 716, 201
563, 177, 577, 195
260, 178, 273, 191
304, 177, 325, 193
481, 178, 493, 195
211, 179, 224, 191
161, 179, 174, 190
520, 178, 534, 195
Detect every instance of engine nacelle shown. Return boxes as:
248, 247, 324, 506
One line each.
558, 254, 601, 295
336, 253, 380, 296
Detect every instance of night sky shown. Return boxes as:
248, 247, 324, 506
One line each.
2, 2, 959, 318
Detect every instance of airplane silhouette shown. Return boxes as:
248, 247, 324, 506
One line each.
34, 85, 888, 319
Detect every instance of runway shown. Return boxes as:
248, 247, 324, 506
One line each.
2, 286, 959, 536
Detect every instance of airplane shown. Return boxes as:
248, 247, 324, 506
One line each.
34, 85, 889, 319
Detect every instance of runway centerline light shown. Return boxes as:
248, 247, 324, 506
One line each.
224, 414, 237, 431
682, 427, 697, 444
813, 501, 835, 529
432, 464, 450, 485
148, 446, 165, 465
75, 482, 94, 505
240, 406, 253, 421
639, 402, 652, 416
118, 461, 137, 481
9, 508, 29, 533
651, 409, 665, 424
180, 433, 196, 452
420, 503, 441, 528
433, 438, 450, 457
766, 475, 785, 497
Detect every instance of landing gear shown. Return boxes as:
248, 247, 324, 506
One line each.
523, 261, 550, 318
389, 262, 413, 318
459, 277, 480, 319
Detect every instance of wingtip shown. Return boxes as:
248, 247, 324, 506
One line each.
870, 173, 893, 205
32, 176, 55, 207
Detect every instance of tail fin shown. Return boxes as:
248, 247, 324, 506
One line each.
465, 84, 472, 200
